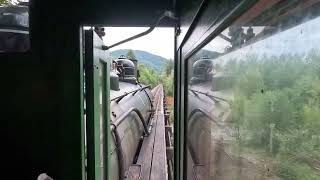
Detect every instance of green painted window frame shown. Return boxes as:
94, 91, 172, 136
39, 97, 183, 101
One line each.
83, 29, 111, 180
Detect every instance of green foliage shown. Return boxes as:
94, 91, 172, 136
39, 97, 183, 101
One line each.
0, 0, 15, 5
0, 0, 9, 5
161, 60, 174, 96
138, 59, 174, 97
163, 59, 174, 76
161, 73, 173, 96
224, 52, 320, 179
138, 64, 160, 88
126, 49, 136, 60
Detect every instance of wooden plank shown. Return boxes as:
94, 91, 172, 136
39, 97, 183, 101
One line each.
150, 85, 168, 180
150, 115, 167, 180
135, 85, 162, 180
136, 117, 157, 180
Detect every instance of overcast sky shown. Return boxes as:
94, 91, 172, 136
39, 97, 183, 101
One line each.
103, 27, 174, 59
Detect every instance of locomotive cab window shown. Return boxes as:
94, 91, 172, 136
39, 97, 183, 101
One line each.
82, 26, 174, 180
185, 1, 320, 180
0, 2, 30, 53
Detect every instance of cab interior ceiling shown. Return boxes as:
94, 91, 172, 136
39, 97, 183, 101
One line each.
28, 0, 320, 36
237, 0, 320, 28
30, 0, 178, 27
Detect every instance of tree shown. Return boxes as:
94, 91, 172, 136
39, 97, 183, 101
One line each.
226, 52, 320, 179
138, 64, 159, 88
126, 49, 136, 60
0, 0, 15, 5
163, 59, 174, 76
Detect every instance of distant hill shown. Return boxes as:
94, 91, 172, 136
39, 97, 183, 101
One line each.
111, 49, 168, 72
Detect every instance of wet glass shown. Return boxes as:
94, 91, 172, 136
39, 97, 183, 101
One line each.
186, 1, 320, 180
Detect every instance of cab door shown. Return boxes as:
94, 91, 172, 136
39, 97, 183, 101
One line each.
84, 29, 111, 180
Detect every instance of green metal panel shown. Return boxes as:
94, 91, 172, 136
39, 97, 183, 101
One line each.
85, 29, 110, 180
103, 59, 111, 180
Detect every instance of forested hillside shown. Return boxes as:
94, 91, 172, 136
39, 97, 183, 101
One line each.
222, 50, 320, 179
111, 49, 167, 72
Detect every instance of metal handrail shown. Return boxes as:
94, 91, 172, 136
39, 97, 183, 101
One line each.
189, 89, 230, 104
110, 124, 126, 180
110, 108, 152, 179
111, 108, 150, 136
138, 83, 154, 110
102, 11, 177, 50
111, 85, 150, 103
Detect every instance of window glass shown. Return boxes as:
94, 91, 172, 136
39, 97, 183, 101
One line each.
186, 1, 320, 179
0, 5, 29, 53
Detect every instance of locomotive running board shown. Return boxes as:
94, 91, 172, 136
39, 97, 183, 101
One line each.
126, 85, 170, 180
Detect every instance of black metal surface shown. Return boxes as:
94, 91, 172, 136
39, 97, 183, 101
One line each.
110, 80, 153, 180
112, 108, 150, 137
111, 124, 126, 180
138, 83, 154, 110
111, 85, 150, 102
30, 0, 175, 30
